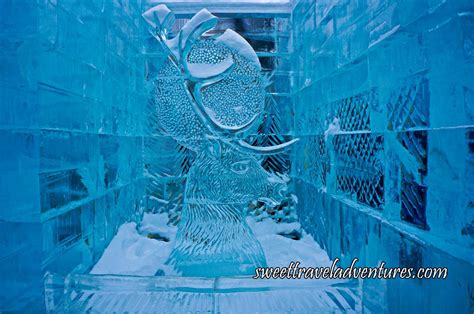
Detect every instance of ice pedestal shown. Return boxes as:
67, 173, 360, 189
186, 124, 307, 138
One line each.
45, 273, 360, 312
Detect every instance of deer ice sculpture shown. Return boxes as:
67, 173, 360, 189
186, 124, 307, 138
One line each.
143, 4, 298, 276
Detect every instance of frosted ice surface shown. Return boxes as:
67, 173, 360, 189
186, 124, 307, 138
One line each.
142, 4, 173, 29
179, 9, 216, 50
237, 138, 299, 154
187, 55, 234, 79
165, 36, 180, 60
204, 106, 258, 131
215, 29, 261, 70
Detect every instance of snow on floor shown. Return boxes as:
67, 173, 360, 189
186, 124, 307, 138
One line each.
90, 213, 178, 276
247, 216, 331, 268
91, 213, 331, 276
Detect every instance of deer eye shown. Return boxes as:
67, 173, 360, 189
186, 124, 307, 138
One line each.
230, 160, 251, 174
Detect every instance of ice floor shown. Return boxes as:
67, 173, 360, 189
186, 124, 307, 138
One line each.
90, 213, 331, 277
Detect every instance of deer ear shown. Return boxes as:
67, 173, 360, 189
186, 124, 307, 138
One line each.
204, 139, 222, 158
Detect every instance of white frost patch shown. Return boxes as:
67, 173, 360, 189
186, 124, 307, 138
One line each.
387, 135, 422, 184
247, 216, 331, 268
180, 9, 216, 50
142, 4, 173, 29
187, 55, 234, 79
237, 138, 299, 153
369, 24, 400, 49
324, 117, 341, 141
165, 35, 180, 60
290, 193, 298, 203
90, 214, 178, 276
215, 29, 261, 70
139, 212, 176, 240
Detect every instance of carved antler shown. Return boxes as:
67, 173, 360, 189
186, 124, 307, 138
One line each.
143, 5, 299, 155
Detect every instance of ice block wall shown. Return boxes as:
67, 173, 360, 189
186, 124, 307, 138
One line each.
0, 1, 147, 310
290, 0, 473, 312
142, 8, 294, 221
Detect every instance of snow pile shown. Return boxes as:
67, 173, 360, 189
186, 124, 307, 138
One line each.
91, 213, 331, 276
139, 212, 177, 240
90, 213, 177, 276
247, 216, 331, 268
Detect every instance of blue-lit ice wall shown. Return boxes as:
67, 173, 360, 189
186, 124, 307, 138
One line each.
290, 0, 473, 312
1, 1, 147, 310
